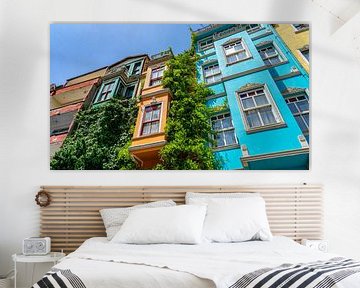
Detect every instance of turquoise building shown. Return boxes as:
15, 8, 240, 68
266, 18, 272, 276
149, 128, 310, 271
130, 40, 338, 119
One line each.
193, 24, 310, 170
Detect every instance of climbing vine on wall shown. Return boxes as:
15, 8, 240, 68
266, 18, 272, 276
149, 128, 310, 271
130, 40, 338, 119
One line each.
50, 95, 138, 170
155, 38, 220, 170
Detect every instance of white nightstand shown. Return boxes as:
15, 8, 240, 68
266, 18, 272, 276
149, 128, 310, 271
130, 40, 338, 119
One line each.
301, 239, 328, 252
12, 252, 65, 288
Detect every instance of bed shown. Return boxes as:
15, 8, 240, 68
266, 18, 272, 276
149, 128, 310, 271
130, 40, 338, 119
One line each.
33, 236, 360, 288
33, 185, 360, 287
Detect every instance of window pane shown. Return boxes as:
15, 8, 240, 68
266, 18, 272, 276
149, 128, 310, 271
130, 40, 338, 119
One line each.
287, 103, 299, 114
238, 50, 247, 59
246, 111, 262, 128
242, 98, 255, 109
264, 59, 271, 65
216, 132, 225, 147
254, 94, 268, 106
259, 107, 276, 125
302, 50, 309, 61
227, 54, 237, 63
265, 47, 276, 57
152, 107, 160, 120
224, 130, 236, 145
144, 110, 152, 122
142, 123, 151, 135
125, 86, 134, 98
133, 62, 141, 75
297, 100, 309, 112
150, 121, 159, 134
270, 56, 281, 65
212, 119, 221, 130
302, 113, 309, 126
295, 115, 308, 133
221, 117, 232, 129
213, 74, 221, 82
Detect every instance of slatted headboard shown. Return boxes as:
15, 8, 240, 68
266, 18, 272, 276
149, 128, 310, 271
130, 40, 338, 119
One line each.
39, 184, 323, 253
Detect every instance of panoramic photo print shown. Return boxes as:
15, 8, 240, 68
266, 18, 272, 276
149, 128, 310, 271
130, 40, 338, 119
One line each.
50, 24, 310, 170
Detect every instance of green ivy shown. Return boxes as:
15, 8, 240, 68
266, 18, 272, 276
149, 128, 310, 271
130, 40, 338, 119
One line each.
155, 46, 220, 170
50, 95, 138, 170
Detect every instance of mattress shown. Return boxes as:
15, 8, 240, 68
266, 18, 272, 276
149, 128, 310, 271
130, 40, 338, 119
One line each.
35, 236, 360, 288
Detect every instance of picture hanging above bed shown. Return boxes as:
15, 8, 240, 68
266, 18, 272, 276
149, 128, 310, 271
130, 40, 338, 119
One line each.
50, 23, 310, 170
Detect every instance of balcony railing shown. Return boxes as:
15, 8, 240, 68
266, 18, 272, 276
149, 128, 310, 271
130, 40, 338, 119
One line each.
192, 24, 221, 35
150, 49, 173, 60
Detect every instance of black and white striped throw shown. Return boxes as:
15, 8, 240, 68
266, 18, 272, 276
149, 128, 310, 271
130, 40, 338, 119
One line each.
229, 257, 360, 288
32, 268, 86, 288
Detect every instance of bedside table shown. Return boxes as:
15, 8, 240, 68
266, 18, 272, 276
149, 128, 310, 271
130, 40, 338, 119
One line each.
301, 239, 328, 252
12, 252, 65, 288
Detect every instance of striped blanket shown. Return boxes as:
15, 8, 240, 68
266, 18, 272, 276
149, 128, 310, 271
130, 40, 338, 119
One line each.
32, 268, 86, 288
230, 257, 360, 288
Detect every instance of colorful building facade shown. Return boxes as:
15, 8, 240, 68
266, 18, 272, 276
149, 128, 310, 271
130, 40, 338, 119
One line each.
193, 24, 310, 169
92, 55, 149, 106
50, 67, 106, 157
129, 50, 173, 169
273, 24, 309, 74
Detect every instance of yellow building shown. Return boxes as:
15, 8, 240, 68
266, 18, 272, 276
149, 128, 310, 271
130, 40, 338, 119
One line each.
273, 24, 309, 73
129, 50, 173, 169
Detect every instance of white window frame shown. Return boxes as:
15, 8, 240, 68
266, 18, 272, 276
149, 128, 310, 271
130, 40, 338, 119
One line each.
211, 113, 238, 148
291, 24, 309, 32
150, 66, 165, 87
257, 42, 286, 66
237, 85, 284, 132
222, 38, 251, 65
202, 62, 222, 84
139, 102, 163, 137
245, 24, 262, 34
298, 47, 309, 64
285, 93, 309, 135
198, 37, 214, 51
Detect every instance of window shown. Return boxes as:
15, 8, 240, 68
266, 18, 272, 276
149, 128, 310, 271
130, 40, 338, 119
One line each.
292, 24, 309, 32
96, 81, 116, 102
150, 66, 165, 86
238, 87, 282, 129
132, 62, 142, 75
285, 93, 309, 135
211, 113, 237, 148
125, 85, 135, 98
245, 24, 262, 33
50, 111, 77, 136
223, 39, 250, 64
141, 104, 161, 136
199, 38, 213, 50
258, 44, 284, 66
203, 63, 222, 84
300, 48, 309, 62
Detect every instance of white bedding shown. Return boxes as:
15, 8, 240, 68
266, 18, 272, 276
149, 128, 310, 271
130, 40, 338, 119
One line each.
53, 237, 360, 288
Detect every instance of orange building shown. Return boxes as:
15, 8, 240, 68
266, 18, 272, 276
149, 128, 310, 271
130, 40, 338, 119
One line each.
129, 50, 173, 169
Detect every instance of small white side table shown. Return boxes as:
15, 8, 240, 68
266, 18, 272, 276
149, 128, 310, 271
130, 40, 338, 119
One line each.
12, 252, 65, 288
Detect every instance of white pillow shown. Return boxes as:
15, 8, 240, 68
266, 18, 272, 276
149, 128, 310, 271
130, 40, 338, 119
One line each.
100, 200, 176, 240
111, 205, 207, 244
186, 192, 259, 205
202, 197, 272, 243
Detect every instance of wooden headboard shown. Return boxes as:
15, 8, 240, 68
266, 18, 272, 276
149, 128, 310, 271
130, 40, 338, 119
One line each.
39, 184, 323, 253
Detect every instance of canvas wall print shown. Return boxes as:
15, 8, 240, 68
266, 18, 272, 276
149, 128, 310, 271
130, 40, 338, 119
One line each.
50, 24, 310, 170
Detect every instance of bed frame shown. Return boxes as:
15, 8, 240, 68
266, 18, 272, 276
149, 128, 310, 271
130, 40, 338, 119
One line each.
39, 184, 323, 253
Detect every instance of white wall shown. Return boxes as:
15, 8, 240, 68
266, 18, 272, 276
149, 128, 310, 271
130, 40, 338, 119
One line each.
1, 0, 360, 286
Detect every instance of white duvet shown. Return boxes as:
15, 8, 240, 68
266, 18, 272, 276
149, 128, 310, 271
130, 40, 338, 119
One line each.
53, 237, 360, 288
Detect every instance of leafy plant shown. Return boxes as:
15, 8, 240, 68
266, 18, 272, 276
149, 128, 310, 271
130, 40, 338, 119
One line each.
155, 44, 219, 170
50, 95, 138, 170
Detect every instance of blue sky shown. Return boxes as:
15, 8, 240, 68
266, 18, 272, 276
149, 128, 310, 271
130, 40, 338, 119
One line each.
50, 24, 205, 85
